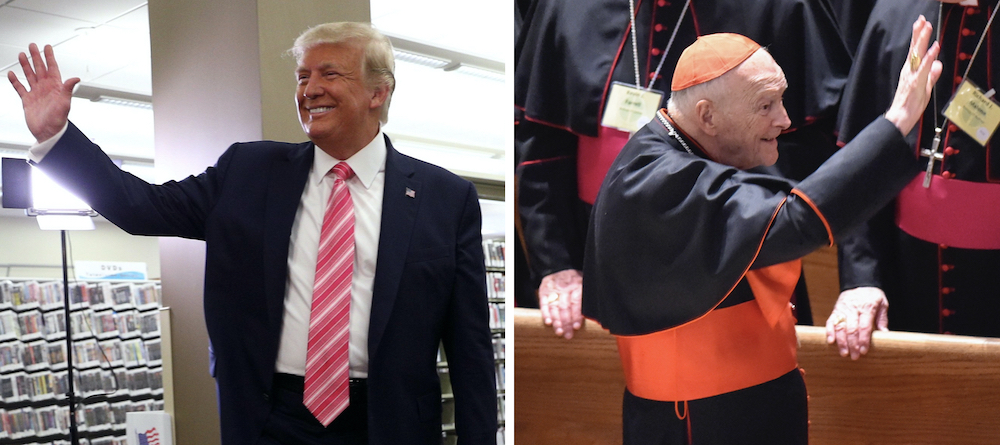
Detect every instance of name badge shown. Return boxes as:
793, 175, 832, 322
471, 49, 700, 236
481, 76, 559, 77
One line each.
942, 80, 1000, 146
601, 82, 665, 134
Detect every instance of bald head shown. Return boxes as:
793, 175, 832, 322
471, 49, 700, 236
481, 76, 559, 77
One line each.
666, 48, 791, 170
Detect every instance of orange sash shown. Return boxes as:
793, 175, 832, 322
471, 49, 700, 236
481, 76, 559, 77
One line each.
616, 260, 800, 401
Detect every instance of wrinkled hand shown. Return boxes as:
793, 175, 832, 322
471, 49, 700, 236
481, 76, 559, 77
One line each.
7, 43, 79, 143
825, 286, 889, 360
883, 15, 943, 135
538, 269, 584, 339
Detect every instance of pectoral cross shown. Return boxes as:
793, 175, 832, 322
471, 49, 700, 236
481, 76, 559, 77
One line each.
920, 127, 944, 188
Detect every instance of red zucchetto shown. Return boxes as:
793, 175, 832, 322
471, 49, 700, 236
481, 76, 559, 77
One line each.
670, 33, 761, 92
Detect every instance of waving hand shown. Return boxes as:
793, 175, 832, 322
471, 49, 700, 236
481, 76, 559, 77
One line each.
7, 43, 80, 143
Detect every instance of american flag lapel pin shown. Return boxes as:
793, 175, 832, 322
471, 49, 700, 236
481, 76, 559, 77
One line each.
405, 187, 416, 198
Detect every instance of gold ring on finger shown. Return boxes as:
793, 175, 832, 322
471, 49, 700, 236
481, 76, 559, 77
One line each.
909, 51, 921, 72
834, 314, 847, 327
543, 293, 560, 305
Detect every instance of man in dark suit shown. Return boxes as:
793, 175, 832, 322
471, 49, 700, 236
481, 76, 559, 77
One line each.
7, 22, 497, 445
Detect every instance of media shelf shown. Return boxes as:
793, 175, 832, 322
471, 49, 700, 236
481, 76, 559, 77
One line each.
0, 279, 164, 445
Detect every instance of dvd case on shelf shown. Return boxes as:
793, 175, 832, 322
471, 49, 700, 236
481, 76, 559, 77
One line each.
37, 282, 63, 312
0, 310, 18, 341
68, 282, 90, 310
17, 310, 43, 341
0, 280, 12, 310
42, 311, 67, 341
115, 310, 141, 339
22, 341, 48, 372
46, 343, 67, 370
11, 281, 40, 311
69, 310, 94, 340
0, 341, 23, 372
109, 284, 134, 311
144, 339, 162, 367
87, 282, 111, 310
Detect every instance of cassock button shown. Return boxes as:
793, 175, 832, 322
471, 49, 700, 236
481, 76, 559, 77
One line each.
942, 308, 955, 317
942, 171, 956, 179
939, 244, 949, 250
655, 24, 664, 32
967, 7, 978, 15
944, 146, 958, 156
942, 287, 955, 295
658, 0, 667, 6
959, 52, 971, 60
942, 264, 955, 272
962, 28, 975, 36
651, 48, 662, 56
955, 75, 965, 85
948, 123, 960, 133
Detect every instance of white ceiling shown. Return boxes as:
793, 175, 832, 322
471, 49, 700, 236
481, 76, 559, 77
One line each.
0, 0, 508, 235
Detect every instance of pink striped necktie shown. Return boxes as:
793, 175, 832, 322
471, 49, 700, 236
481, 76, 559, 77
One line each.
305, 161, 355, 426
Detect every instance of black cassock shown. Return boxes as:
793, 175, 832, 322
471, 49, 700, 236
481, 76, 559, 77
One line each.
583, 111, 916, 443
837, 0, 1000, 337
514, 0, 852, 321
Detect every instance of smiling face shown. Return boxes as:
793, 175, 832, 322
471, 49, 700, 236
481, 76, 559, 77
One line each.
712, 50, 791, 169
295, 41, 386, 159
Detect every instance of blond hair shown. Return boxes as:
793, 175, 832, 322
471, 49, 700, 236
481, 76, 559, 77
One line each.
290, 22, 396, 123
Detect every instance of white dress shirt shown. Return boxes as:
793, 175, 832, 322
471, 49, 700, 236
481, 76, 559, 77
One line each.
276, 131, 385, 378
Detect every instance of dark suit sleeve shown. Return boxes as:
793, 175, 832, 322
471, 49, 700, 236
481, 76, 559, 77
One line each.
441, 181, 499, 443
37, 122, 225, 240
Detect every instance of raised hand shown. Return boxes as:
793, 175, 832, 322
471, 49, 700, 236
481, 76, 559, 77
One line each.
883, 16, 944, 136
7, 43, 80, 143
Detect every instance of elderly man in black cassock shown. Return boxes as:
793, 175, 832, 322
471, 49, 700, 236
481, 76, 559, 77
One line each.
515, 0, 853, 339
583, 21, 940, 444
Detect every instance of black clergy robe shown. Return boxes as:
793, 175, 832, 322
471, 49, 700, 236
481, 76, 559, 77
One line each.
837, 0, 1000, 337
583, 111, 917, 443
828, 0, 877, 54
514, 0, 852, 322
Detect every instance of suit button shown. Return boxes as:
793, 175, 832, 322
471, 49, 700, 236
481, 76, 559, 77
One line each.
263, 393, 270, 401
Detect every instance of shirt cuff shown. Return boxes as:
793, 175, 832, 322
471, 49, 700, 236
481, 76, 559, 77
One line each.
28, 123, 69, 164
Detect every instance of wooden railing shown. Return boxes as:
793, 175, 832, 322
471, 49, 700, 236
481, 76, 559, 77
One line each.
514, 307, 1000, 444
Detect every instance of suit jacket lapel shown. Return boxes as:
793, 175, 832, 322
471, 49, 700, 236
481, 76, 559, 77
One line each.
369, 136, 420, 358
264, 143, 313, 332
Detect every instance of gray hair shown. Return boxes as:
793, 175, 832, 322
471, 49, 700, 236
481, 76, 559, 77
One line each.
666, 69, 734, 114
290, 22, 396, 123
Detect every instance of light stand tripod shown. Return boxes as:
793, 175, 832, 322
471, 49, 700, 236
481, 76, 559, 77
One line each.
27, 209, 97, 445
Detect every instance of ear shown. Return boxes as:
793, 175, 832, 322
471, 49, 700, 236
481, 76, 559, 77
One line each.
694, 99, 719, 136
369, 83, 390, 110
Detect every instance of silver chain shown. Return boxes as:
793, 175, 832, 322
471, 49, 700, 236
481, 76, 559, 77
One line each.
656, 112, 694, 155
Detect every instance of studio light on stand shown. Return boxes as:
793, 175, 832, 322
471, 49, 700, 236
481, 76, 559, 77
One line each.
2, 157, 96, 445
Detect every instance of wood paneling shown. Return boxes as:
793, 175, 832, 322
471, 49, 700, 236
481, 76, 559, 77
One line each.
514, 308, 1000, 444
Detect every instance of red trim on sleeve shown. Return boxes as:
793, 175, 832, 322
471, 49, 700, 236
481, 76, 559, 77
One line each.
791, 188, 834, 246
518, 155, 574, 167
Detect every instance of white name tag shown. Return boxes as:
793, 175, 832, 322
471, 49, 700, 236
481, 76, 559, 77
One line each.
601, 82, 665, 134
